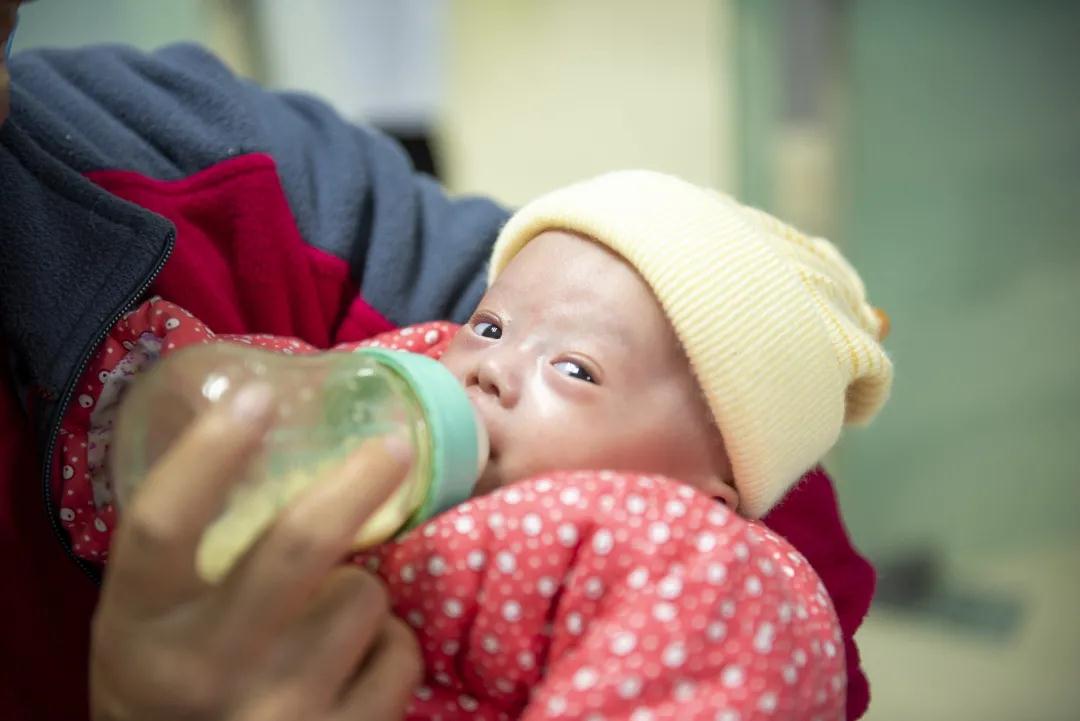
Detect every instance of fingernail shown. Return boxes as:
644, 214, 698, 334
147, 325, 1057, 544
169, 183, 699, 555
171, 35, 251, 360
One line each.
230, 383, 274, 422
382, 433, 414, 467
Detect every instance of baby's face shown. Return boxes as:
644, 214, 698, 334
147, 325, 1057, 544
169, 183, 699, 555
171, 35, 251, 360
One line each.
441, 230, 735, 505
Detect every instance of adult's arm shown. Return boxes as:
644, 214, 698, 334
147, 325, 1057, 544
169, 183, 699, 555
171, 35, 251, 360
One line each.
4, 41, 508, 325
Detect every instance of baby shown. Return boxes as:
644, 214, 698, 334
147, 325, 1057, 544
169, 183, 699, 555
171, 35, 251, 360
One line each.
56, 171, 891, 721
360, 170, 891, 720
444, 229, 738, 506
443, 170, 891, 517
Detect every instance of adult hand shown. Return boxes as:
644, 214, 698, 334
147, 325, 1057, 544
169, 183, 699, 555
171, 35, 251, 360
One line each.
90, 384, 422, 721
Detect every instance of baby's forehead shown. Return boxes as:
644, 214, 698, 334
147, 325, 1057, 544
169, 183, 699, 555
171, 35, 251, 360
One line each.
490, 276, 679, 356
487, 230, 687, 348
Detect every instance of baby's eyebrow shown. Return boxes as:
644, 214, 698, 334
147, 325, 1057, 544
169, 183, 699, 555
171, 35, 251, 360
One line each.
585, 320, 634, 351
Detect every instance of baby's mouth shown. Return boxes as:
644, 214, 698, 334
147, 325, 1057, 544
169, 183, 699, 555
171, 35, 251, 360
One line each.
465, 386, 499, 449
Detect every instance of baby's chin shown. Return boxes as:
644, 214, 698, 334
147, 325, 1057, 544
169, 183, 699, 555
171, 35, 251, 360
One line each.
470, 458, 507, 498
469, 455, 573, 498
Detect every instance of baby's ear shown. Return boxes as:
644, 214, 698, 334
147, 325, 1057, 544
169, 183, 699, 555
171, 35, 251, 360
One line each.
700, 476, 739, 510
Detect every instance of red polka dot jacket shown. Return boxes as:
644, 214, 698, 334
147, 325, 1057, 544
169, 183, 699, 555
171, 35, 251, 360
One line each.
55, 298, 856, 720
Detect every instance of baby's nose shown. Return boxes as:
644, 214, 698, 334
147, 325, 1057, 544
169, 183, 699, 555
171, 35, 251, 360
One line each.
475, 357, 520, 407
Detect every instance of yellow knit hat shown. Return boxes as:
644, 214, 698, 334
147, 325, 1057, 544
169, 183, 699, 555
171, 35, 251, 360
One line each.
488, 170, 893, 518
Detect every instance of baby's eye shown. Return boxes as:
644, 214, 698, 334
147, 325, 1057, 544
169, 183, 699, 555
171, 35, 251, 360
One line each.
471, 319, 502, 340
553, 360, 597, 384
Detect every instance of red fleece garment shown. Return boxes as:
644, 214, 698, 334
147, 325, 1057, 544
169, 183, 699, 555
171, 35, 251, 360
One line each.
366, 472, 846, 721
87, 154, 395, 346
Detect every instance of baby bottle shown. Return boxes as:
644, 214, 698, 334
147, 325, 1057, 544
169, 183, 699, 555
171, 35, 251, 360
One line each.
111, 344, 487, 582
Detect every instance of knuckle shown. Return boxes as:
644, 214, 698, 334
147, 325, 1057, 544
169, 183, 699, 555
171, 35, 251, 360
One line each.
336, 569, 393, 621
272, 515, 334, 564
99, 646, 226, 717
121, 507, 180, 550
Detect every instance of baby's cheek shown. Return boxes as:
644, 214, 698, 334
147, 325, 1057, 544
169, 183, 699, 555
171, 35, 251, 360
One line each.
470, 468, 505, 498
490, 431, 579, 488
529, 426, 626, 475
493, 400, 650, 484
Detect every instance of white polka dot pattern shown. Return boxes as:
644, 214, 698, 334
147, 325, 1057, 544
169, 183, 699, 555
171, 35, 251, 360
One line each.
54, 301, 457, 564
363, 472, 845, 721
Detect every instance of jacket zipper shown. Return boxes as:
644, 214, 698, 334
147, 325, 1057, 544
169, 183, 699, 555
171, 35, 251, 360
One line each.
41, 229, 176, 584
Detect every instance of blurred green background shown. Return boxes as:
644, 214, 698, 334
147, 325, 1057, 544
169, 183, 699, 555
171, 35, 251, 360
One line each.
13, 1, 1080, 718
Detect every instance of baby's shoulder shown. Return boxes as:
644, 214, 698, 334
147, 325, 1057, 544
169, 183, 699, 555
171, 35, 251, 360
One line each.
524, 470, 830, 598
395, 469, 829, 607
369, 470, 842, 717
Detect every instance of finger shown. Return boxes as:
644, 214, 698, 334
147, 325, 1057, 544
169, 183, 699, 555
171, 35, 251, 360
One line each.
335, 616, 422, 721
251, 567, 391, 706
219, 436, 411, 630
111, 383, 275, 587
